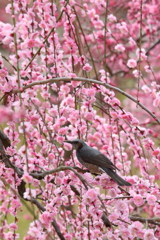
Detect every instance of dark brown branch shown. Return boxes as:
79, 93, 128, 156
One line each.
129, 216, 160, 226
30, 166, 89, 189
118, 186, 130, 195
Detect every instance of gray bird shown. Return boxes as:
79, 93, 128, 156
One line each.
65, 139, 131, 186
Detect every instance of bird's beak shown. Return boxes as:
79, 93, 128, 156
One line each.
64, 140, 73, 144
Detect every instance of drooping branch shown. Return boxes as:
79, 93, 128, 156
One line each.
0, 134, 66, 240
30, 198, 66, 240
129, 216, 160, 226
13, 77, 160, 125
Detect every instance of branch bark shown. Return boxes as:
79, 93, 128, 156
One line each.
129, 216, 160, 226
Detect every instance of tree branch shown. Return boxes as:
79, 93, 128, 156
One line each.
129, 216, 160, 226
13, 77, 160, 125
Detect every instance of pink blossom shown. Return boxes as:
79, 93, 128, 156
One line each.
48, 153, 55, 160
60, 85, 70, 94
84, 112, 94, 121
56, 136, 65, 144
58, 127, 68, 135
9, 223, 18, 231
146, 194, 157, 205
64, 142, 72, 151
108, 14, 117, 22
83, 63, 92, 72
64, 234, 73, 240
93, 18, 104, 29
142, 85, 152, 93
30, 115, 39, 125
129, 221, 144, 237
40, 211, 53, 226
153, 93, 160, 107
108, 212, 119, 222
55, 177, 62, 185
4, 232, 19, 239
133, 69, 140, 77
87, 9, 96, 18
71, 81, 80, 87
10, 198, 22, 210
92, 229, 101, 238
28, 226, 41, 237
27, 39, 37, 48
68, 115, 77, 124
41, 91, 50, 99
100, 174, 111, 188
23, 189, 37, 200
136, 48, 147, 61
116, 22, 128, 33
128, 37, 136, 47
0, 68, 8, 78
115, 44, 125, 52
83, 189, 97, 204
152, 148, 160, 156
48, 108, 58, 117
99, 69, 105, 75
144, 65, 152, 73
58, 116, 66, 125
117, 200, 128, 212
133, 194, 144, 206
108, 98, 121, 107
144, 229, 155, 240
79, 55, 86, 65
120, 228, 131, 239
153, 204, 160, 217
142, 138, 154, 150
1, 81, 13, 92
65, 96, 74, 107
86, 88, 96, 97
22, 173, 33, 183
68, 73, 77, 78
53, 123, 60, 132
127, 59, 137, 68
32, 179, 40, 187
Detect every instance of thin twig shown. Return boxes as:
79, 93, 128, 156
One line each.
105, 196, 132, 201
146, 39, 160, 55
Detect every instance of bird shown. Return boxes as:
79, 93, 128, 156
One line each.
65, 139, 131, 186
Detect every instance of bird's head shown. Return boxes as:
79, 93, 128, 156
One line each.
65, 139, 86, 150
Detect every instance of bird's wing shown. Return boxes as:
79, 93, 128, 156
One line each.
78, 147, 119, 170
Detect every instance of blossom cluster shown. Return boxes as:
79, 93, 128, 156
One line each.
0, 0, 159, 239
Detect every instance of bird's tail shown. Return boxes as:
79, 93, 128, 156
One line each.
102, 167, 131, 186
